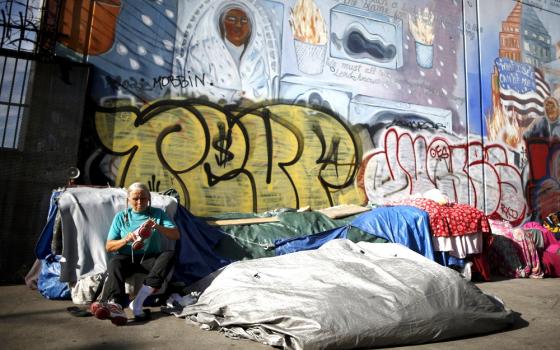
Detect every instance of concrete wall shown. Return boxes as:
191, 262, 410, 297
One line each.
0, 61, 89, 283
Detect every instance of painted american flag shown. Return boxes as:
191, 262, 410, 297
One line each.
495, 57, 550, 115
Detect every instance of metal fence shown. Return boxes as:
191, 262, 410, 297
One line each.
0, 55, 33, 148
0, 0, 45, 149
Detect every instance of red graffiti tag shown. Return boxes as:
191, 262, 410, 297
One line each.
358, 127, 527, 225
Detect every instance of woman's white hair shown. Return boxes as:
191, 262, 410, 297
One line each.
127, 182, 151, 200
124, 182, 152, 225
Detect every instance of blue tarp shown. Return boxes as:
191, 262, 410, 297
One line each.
275, 206, 435, 260
434, 251, 466, 268
34, 191, 71, 300
173, 205, 231, 285
273, 226, 349, 255
35, 190, 63, 259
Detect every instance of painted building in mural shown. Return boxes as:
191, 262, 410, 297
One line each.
499, 2, 553, 66
46, 0, 558, 224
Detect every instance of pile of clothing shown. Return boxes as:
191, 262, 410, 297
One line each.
487, 219, 560, 278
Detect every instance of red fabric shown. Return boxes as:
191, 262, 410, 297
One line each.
388, 198, 491, 237
468, 231, 493, 281
469, 253, 492, 281
522, 221, 560, 277
542, 251, 560, 277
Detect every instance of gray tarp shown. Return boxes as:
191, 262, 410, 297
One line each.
179, 239, 514, 350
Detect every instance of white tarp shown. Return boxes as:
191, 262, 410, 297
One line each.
178, 239, 514, 350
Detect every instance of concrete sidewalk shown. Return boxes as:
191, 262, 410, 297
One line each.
0, 278, 558, 350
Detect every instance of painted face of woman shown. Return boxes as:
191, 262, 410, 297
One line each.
223, 8, 251, 47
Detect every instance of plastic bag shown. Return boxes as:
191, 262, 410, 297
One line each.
38, 254, 71, 300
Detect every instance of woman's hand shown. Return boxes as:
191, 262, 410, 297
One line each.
106, 232, 135, 252
150, 220, 180, 240
124, 232, 136, 243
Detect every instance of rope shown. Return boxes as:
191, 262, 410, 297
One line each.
222, 231, 275, 250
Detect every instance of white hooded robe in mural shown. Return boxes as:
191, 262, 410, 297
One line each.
174, 0, 279, 103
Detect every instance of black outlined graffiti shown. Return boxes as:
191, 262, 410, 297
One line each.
212, 121, 235, 167
147, 174, 161, 192
94, 99, 361, 215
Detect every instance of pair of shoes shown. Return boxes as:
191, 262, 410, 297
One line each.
90, 301, 128, 326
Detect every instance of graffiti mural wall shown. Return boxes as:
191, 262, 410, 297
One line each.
477, 0, 560, 221
57, 0, 559, 220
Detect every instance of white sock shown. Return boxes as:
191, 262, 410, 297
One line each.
129, 284, 154, 316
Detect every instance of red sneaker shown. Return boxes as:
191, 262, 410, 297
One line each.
106, 302, 128, 326
137, 220, 154, 239
91, 301, 127, 326
131, 220, 154, 250
91, 301, 110, 320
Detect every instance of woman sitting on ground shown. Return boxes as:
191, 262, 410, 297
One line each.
91, 182, 180, 325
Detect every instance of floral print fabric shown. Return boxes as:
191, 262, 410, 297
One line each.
388, 198, 490, 237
